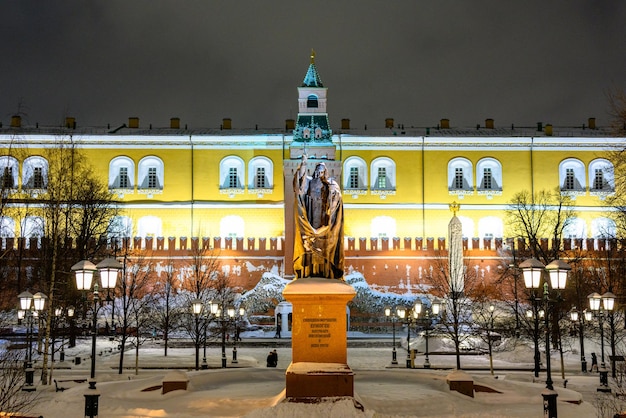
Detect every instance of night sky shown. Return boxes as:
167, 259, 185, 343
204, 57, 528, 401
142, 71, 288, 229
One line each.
2, 1, 625, 130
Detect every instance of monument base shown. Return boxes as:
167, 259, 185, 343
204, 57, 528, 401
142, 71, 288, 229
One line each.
282, 277, 356, 401
285, 362, 354, 400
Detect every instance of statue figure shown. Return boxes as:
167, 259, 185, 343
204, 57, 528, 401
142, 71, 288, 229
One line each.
293, 155, 344, 279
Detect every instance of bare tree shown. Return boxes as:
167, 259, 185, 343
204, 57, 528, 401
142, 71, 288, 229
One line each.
427, 256, 482, 370
152, 256, 180, 356
505, 188, 576, 264
178, 245, 221, 370
607, 88, 626, 137
115, 248, 154, 374
0, 350, 40, 415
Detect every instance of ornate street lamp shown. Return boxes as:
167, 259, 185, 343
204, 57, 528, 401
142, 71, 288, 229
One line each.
521, 258, 570, 418
588, 290, 616, 391
416, 298, 442, 369
191, 298, 204, 370
569, 307, 590, 373
384, 306, 398, 365
17, 290, 46, 391
97, 258, 122, 336
72, 258, 121, 418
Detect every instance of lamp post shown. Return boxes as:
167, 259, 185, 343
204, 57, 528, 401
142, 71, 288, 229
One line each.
588, 291, 616, 391
191, 298, 204, 370
569, 307, 591, 373
413, 299, 442, 369
520, 258, 570, 418
210, 302, 237, 368
487, 303, 496, 375
384, 306, 398, 365
396, 302, 421, 369
17, 290, 47, 391
97, 258, 123, 336
231, 307, 245, 364
72, 258, 121, 418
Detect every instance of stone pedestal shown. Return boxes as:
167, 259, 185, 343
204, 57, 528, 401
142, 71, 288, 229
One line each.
282, 278, 356, 400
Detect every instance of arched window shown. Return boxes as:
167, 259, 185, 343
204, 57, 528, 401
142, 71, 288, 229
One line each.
0, 156, 18, 190
371, 216, 397, 238
370, 157, 396, 191
303, 128, 311, 139
23, 156, 48, 190
0, 217, 15, 238
478, 216, 503, 240
138, 156, 164, 190
21, 216, 43, 249
219, 156, 245, 189
592, 217, 616, 239
137, 216, 162, 238
457, 216, 475, 238
563, 217, 587, 238
307, 95, 319, 108
220, 215, 244, 238
588, 158, 614, 193
448, 158, 473, 194
343, 157, 367, 191
476, 157, 502, 194
109, 156, 135, 190
248, 157, 273, 189
108, 216, 133, 238
559, 158, 585, 193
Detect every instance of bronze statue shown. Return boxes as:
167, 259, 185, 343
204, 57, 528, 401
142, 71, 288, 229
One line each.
293, 155, 344, 279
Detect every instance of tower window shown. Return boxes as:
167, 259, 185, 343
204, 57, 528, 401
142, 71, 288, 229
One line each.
307, 95, 318, 108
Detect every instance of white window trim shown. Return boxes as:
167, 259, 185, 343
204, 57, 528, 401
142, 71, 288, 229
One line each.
343, 156, 367, 195
109, 156, 135, 195
588, 158, 615, 196
220, 156, 245, 197
137, 156, 164, 192
476, 157, 503, 194
448, 157, 473, 196
22, 156, 49, 190
559, 158, 585, 194
0, 156, 19, 190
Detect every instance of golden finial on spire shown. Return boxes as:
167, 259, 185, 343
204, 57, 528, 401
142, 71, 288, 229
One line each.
449, 201, 460, 216
310, 49, 316, 64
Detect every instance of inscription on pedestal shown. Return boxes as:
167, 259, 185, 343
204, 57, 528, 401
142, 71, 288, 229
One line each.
304, 317, 336, 348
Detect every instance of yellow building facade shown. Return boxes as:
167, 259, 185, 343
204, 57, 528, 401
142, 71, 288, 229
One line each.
0, 57, 620, 290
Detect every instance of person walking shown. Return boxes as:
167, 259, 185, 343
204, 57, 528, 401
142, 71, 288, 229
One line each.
591, 352, 598, 372
275, 323, 282, 339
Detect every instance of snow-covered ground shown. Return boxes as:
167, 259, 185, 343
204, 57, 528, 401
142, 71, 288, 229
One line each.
15, 332, 617, 418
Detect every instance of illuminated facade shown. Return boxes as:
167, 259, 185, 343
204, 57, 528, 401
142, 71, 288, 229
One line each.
0, 55, 620, 290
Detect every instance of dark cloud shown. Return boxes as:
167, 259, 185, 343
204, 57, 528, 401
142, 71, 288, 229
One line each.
2, 1, 625, 129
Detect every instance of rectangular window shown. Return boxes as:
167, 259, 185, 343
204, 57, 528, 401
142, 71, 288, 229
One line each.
454, 168, 464, 189
483, 168, 492, 189
593, 169, 605, 190
564, 168, 575, 190
228, 167, 239, 188
119, 167, 129, 189
376, 167, 387, 189
33, 167, 44, 189
349, 167, 359, 189
255, 167, 266, 188
2, 167, 13, 189
147, 167, 158, 188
